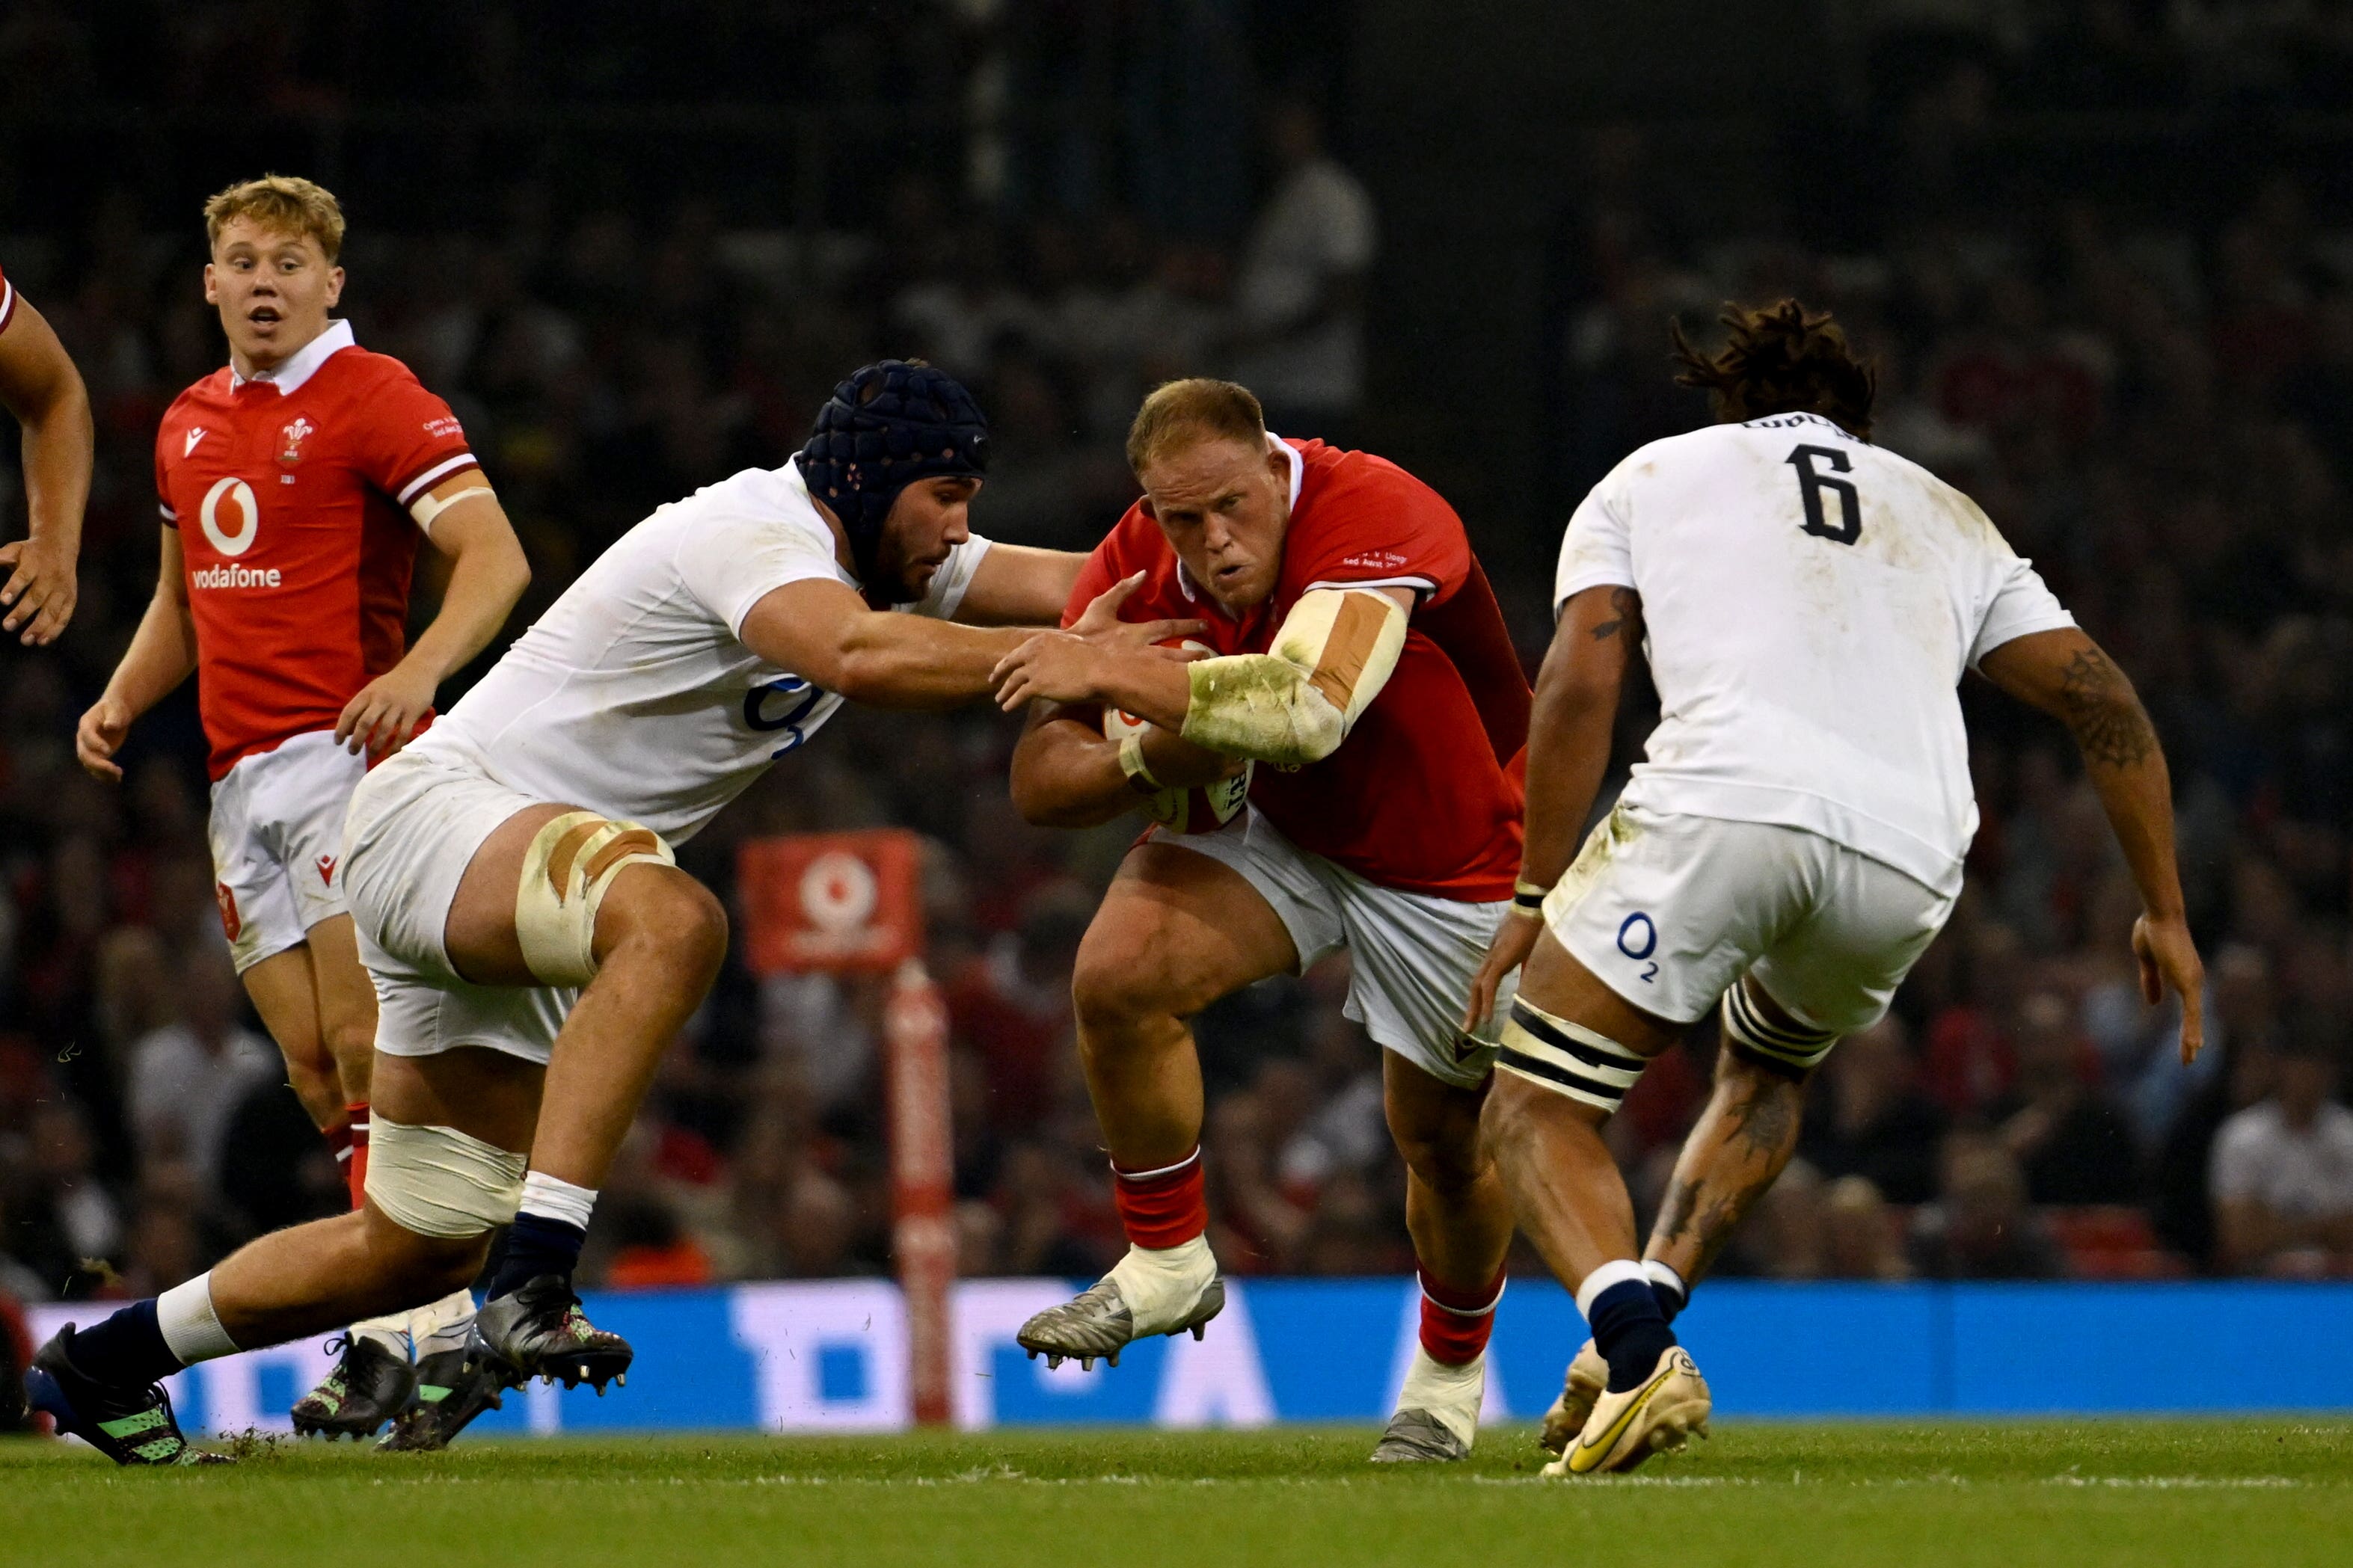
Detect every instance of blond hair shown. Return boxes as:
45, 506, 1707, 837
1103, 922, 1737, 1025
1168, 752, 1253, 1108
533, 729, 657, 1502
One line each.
203, 174, 346, 263
1126, 378, 1266, 475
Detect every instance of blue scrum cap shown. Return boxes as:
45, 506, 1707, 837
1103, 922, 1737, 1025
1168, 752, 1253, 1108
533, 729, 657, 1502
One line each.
797, 360, 990, 592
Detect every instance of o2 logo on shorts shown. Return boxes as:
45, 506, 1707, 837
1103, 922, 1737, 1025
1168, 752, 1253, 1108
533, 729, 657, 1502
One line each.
1618, 911, 1658, 984
746, 676, 828, 757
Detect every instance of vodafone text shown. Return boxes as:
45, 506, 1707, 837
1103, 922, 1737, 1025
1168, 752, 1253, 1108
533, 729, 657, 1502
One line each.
191, 562, 284, 589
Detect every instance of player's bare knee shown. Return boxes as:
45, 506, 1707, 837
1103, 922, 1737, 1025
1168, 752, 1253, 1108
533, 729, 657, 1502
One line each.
1395, 1119, 1490, 1196
598, 867, 728, 988
1384, 1069, 1491, 1194
1072, 929, 1187, 1036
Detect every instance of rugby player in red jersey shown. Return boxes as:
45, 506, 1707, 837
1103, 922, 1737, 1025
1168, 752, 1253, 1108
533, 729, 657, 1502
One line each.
73, 176, 531, 1442
0, 257, 94, 645
992, 379, 1533, 1462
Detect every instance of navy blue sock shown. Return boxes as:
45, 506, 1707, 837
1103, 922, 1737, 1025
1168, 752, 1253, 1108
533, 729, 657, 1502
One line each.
65, 1300, 182, 1389
1651, 1276, 1688, 1324
488, 1212, 586, 1298
1589, 1279, 1677, 1392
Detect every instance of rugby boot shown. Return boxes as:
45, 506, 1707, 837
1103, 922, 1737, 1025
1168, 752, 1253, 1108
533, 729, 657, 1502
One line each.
24, 1326, 230, 1466
1370, 1346, 1484, 1463
379, 1338, 504, 1452
1017, 1244, 1225, 1371
466, 1274, 632, 1395
1538, 1338, 1609, 1455
1544, 1345, 1710, 1477
291, 1332, 415, 1441
1369, 1409, 1469, 1463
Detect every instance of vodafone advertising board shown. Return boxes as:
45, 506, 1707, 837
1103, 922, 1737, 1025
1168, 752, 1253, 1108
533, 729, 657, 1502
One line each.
738, 829, 923, 975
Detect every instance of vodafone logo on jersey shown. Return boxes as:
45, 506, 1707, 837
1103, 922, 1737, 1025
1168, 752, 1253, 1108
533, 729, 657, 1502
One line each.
192, 476, 283, 588
200, 477, 260, 556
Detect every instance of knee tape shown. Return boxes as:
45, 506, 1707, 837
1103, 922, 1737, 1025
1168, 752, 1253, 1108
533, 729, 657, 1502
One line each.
365, 1116, 528, 1239
1720, 982, 1838, 1079
1495, 996, 1648, 1114
515, 811, 675, 986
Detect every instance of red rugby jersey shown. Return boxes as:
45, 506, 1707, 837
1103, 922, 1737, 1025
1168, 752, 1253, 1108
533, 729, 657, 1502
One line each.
1065, 438, 1530, 900
154, 321, 479, 779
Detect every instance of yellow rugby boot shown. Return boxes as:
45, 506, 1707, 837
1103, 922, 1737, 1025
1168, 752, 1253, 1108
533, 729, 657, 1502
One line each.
1543, 1346, 1710, 1476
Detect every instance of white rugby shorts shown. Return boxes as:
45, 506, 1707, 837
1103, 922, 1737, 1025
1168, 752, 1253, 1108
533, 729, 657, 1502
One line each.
1537, 800, 1955, 1038
340, 745, 574, 1066
1154, 807, 1515, 1089
208, 729, 367, 973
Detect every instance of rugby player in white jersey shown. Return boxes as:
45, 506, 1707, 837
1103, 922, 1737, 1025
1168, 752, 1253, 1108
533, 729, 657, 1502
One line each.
26, 360, 1200, 1464
1464, 301, 2203, 1475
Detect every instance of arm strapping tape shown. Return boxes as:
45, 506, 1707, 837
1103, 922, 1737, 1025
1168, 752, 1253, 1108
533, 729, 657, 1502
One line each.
409, 485, 495, 533
516, 811, 677, 987
1177, 588, 1407, 766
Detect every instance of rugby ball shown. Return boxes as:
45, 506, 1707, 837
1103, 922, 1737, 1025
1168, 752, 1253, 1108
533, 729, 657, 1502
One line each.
1103, 644, 1250, 834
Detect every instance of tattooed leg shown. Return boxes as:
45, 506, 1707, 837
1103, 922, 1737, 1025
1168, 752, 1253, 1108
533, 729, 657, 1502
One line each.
1646, 977, 1814, 1287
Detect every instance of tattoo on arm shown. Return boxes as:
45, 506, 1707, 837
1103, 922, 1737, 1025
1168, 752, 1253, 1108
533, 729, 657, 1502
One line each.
2056, 647, 2157, 772
1589, 586, 1642, 643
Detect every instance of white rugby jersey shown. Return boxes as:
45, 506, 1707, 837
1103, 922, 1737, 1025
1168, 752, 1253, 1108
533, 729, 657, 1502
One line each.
1555, 412, 2073, 896
413, 460, 989, 843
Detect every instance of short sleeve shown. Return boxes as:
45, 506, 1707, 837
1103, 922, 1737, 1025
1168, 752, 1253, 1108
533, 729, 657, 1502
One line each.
1553, 471, 1636, 614
0, 262, 18, 336
349, 369, 482, 524
675, 496, 846, 637
1967, 553, 2076, 670
906, 534, 995, 621
1290, 453, 1469, 606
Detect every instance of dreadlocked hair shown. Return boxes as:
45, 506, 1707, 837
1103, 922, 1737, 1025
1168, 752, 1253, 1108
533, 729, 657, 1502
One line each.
1669, 298, 1877, 440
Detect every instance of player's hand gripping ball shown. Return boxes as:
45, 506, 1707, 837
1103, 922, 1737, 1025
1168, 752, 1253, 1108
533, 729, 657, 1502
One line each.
1104, 641, 1251, 834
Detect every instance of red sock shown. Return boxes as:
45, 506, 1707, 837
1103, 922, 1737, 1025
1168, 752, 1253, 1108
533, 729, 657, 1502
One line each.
322, 1112, 355, 1192
1110, 1147, 1206, 1250
346, 1102, 371, 1210
1418, 1266, 1506, 1366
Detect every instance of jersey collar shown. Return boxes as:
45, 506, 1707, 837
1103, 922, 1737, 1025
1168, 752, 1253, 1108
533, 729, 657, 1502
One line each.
1270, 431, 1303, 506
230, 318, 355, 396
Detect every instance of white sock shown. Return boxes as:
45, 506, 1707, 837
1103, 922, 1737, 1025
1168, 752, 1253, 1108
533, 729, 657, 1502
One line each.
1107, 1235, 1216, 1335
1644, 1259, 1688, 1308
1574, 1258, 1649, 1320
519, 1169, 598, 1229
1396, 1344, 1485, 1448
156, 1273, 239, 1365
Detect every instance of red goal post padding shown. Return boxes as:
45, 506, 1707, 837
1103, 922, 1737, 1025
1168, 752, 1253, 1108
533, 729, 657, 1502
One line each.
738, 829, 953, 1427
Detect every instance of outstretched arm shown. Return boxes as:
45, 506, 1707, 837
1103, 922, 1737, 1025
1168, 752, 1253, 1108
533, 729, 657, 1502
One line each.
951, 543, 1087, 627
1461, 583, 1642, 1030
1979, 626, 2204, 1061
0, 292, 93, 645
745, 571, 1203, 712
337, 478, 533, 756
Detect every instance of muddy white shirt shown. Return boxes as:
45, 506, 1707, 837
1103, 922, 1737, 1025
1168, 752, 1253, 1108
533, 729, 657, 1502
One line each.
1555, 413, 2073, 896
414, 459, 988, 843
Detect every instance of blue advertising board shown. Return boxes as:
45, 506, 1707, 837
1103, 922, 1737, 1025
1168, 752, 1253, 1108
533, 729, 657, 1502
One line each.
27, 1278, 2353, 1436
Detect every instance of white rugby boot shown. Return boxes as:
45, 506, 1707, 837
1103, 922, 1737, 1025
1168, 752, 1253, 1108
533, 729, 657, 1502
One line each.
1016, 1236, 1224, 1370
1544, 1345, 1711, 1477
1538, 1338, 1609, 1454
1370, 1346, 1485, 1462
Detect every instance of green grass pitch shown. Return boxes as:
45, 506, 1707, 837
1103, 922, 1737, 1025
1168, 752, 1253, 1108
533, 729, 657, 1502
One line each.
4, 1421, 2352, 1567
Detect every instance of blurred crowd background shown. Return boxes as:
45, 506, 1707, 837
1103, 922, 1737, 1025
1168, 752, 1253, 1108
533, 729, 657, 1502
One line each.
4, 1, 2353, 1327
